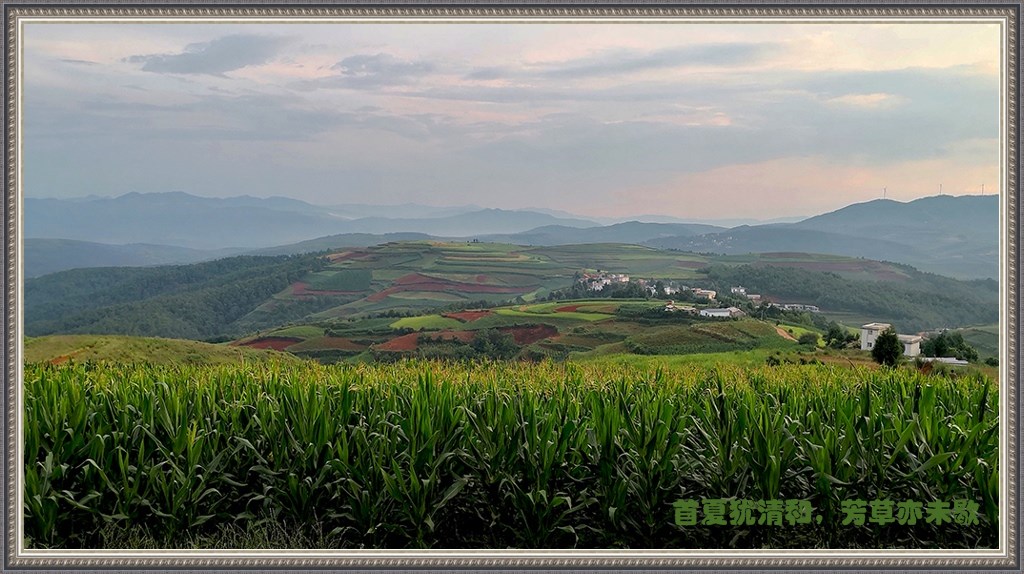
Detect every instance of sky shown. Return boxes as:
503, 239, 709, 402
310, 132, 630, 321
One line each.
23, 20, 1001, 220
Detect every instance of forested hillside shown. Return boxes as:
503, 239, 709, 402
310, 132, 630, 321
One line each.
26, 255, 326, 339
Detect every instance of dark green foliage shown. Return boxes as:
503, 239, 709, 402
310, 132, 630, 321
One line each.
797, 332, 819, 347
469, 329, 519, 359
25, 255, 326, 339
872, 328, 903, 367
826, 322, 858, 349
922, 331, 979, 362
705, 265, 997, 333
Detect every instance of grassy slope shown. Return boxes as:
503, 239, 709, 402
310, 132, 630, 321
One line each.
957, 324, 1000, 360
24, 335, 297, 366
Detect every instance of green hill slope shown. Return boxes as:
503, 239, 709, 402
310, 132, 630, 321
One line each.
25, 241, 997, 341
25, 335, 298, 365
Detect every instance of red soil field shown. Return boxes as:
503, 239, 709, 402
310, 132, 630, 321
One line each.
240, 337, 302, 351
444, 310, 494, 322
555, 304, 582, 313
376, 333, 420, 351
500, 324, 559, 345
312, 337, 367, 351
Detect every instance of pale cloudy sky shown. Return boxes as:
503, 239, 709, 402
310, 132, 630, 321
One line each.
23, 20, 1001, 219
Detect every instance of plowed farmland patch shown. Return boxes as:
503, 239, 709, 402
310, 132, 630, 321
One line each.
241, 337, 302, 351
376, 333, 420, 351
500, 324, 559, 345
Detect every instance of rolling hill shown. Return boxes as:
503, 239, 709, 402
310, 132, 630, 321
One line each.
24, 334, 298, 365
25, 238, 244, 278
25, 241, 998, 341
646, 195, 998, 279
479, 221, 724, 245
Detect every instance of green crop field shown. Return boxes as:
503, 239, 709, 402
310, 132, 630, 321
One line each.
24, 359, 997, 550
390, 315, 465, 331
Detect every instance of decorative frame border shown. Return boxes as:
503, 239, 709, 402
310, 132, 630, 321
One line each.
1, 2, 1019, 571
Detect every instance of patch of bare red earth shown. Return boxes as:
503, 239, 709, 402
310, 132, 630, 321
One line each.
555, 304, 582, 313
376, 333, 421, 351
443, 310, 494, 322
368, 273, 526, 302
240, 337, 302, 351
500, 325, 559, 345
316, 337, 367, 351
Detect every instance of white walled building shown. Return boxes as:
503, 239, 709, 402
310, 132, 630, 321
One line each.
860, 322, 892, 351
861, 322, 921, 356
897, 334, 922, 357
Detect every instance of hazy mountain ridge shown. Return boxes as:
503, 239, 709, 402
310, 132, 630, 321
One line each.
27, 192, 999, 279
27, 193, 599, 251
25, 238, 245, 278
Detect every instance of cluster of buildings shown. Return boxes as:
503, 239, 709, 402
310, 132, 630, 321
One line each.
579, 272, 631, 291
773, 303, 820, 313
730, 285, 764, 304
663, 301, 745, 318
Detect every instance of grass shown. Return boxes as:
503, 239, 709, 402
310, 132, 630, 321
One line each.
268, 325, 325, 339
24, 359, 997, 550
390, 315, 465, 331
23, 335, 296, 366
495, 309, 611, 322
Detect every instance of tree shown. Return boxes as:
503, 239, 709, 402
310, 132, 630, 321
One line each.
825, 322, 857, 349
798, 332, 819, 347
922, 331, 978, 362
871, 327, 903, 367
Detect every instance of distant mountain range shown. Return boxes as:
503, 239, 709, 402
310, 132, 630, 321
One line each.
26, 192, 998, 279
25, 239, 246, 278
26, 192, 599, 250
648, 195, 998, 279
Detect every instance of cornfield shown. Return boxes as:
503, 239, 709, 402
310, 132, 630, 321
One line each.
23, 359, 998, 549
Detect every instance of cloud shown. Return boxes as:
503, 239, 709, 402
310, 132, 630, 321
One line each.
463, 42, 781, 82
541, 42, 782, 78
292, 53, 436, 91
124, 34, 290, 76
825, 92, 907, 109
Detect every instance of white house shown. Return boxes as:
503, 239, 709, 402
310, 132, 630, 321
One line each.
860, 322, 892, 351
700, 307, 744, 318
898, 334, 922, 357
731, 286, 747, 295
693, 288, 717, 300
861, 322, 921, 356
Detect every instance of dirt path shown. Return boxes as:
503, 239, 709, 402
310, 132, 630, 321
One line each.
775, 326, 797, 341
